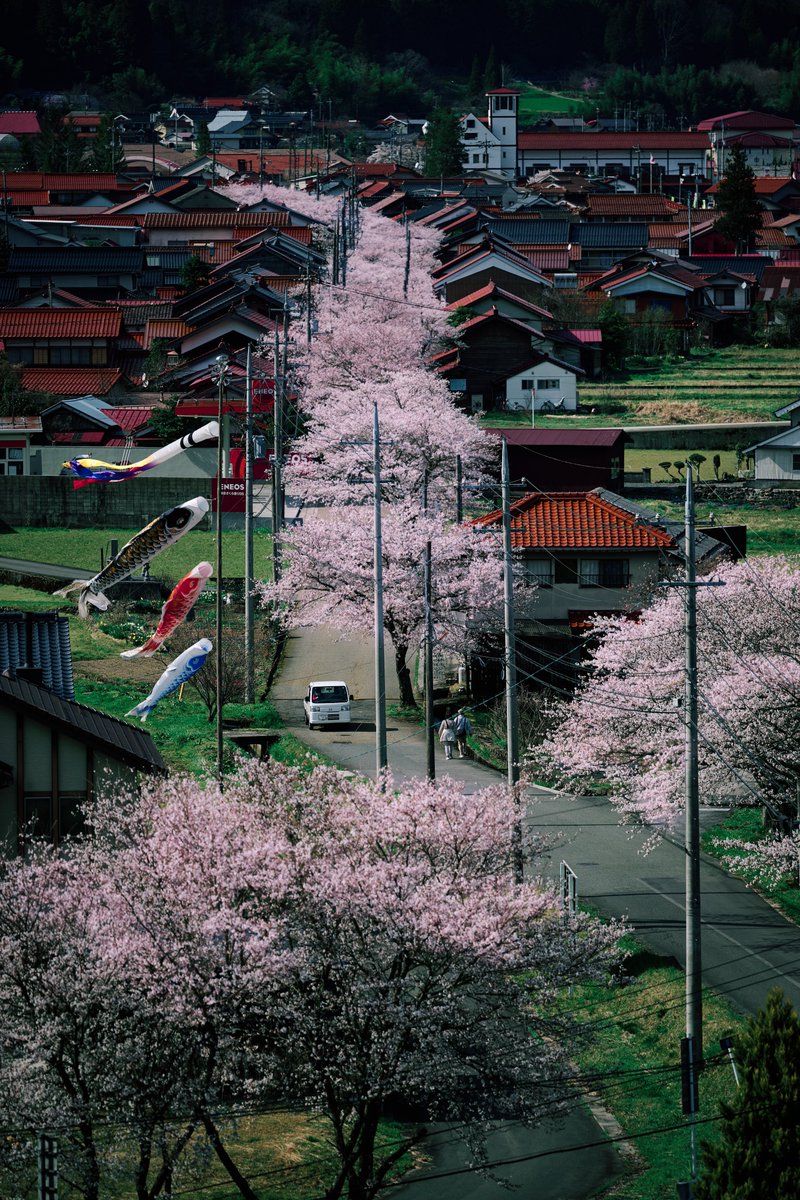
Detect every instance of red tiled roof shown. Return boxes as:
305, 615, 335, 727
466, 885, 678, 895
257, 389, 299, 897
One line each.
446, 282, 553, 318
5, 191, 51, 207
143, 319, 191, 347
0, 309, 122, 338
568, 329, 602, 343
584, 194, 681, 216
22, 368, 123, 395
473, 490, 674, 550
706, 176, 797, 195
0, 173, 119, 190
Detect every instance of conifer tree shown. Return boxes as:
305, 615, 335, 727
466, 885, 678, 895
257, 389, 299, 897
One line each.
423, 107, 464, 177
714, 143, 763, 254
695, 989, 800, 1199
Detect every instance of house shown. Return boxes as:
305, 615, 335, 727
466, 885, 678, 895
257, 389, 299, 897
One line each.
470, 488, 729, 692
482, 428, 626, 492
516, 131, 710, 182
697, 112, 798, 180
744, 398, 800, 479
0, 416, 43, 475
0, 609, 165, 852
6, 247, 145, 298
433, 308, 583, 413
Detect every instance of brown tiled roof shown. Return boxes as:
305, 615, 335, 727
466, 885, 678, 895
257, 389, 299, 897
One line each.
22, 367, 123, 395
473, 489, 674, 550
518, 132, 709, 150
0, 309, 122, 338
584, 194, 682, 217
0, 172, 120, 190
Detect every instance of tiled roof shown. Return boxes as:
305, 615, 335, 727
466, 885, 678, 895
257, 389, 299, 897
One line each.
445, 282, 553, 318
526, 249, 571, 270
0, 173, 120, 190
686, 254, 772, 281
8, 248, 144, 273
143, 319, 191, 347
0, 672, 165, 773
5, 190, 51, 207
483, 428, 623, 447
473, 489, 674, 550
575, 223, 649, 248
487, 217, 570, 245
22, 368, 123, 395
0, 416, 42, 433
0, 309, 122, 338
584, 194, 681, 217
0, 611, 73, 700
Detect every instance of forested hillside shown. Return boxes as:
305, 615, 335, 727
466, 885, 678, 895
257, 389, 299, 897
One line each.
3, 0, 800, 121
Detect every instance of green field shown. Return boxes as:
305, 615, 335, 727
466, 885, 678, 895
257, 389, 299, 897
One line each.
656, 499, 799, 557
518, 84, 587, 118
0, 527, 274, 584
480, 347, 800, 428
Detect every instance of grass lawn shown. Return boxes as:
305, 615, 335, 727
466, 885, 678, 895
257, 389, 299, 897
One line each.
702, 805, 800, 926
624, 449, 741, 482
655, 499, 800, 557
563, 939, 746, 1198
518, 85, 586, 117
0, 527, 274, 584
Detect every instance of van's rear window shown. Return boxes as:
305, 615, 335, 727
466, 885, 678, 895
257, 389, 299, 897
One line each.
311, 686, 348, 703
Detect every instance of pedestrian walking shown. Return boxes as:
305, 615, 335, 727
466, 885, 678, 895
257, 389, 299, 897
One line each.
454, 709, 472, 758
438, 712, 457, 760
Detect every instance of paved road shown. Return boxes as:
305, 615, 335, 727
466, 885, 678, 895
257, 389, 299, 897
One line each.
0, 555, 93, 582
275, 636, 800, 1196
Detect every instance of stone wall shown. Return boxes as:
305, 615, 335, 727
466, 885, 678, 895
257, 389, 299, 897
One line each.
0, 478, 214, 530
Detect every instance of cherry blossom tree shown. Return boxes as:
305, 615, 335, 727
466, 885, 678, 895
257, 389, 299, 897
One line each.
260, 499, 532, 706
533, 556, 800, 837
0, 761, 625, 1200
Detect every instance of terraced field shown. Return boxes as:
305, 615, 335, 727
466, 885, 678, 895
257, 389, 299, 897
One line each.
482, 347, 800, 428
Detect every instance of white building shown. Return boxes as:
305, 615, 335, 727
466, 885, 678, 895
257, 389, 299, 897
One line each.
461, 89, 520, 180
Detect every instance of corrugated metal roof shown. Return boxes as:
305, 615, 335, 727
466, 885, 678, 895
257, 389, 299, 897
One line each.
483, 428, 622, 446
99, 405, 153, 432
1, 172, 120, 190
0, 672, 165, 773
0, 309, 122, 338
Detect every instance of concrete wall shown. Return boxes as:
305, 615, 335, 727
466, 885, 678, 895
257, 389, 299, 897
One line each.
0, 477, 214, 529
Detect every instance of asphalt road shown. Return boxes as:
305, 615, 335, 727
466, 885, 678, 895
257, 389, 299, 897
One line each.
275, 670, 800, 1196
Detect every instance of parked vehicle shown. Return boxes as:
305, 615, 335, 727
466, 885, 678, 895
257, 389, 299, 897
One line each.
303, 680, 351, 729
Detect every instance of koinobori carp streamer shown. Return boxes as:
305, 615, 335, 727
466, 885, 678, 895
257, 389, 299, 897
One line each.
125, 638, 213, 722
54, 497, 209, 618
120, 561, 213, 659
64, 421, 220, 488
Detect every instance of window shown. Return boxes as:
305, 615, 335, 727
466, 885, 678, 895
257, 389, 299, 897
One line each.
521, 379, 535, 390
714, 287, 736, 307
525, 558, 553, 587
554, 273, 578, 289
472, 153, 480, 163
0, 448, 24, 476
621, 298, 636, 315
579, 558, 630, 588
536, 378, 560, 390
792, 453, 800, 472
465, 118, 476, 129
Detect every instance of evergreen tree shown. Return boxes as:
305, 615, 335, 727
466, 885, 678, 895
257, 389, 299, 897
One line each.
423, 108, 463, 178
195, 120, 211, 158
598, 301, 630, 371
85, 113, 126, 174
714, 144, 763, 254
483, 46, 499, 91
696, 989, 800, 1200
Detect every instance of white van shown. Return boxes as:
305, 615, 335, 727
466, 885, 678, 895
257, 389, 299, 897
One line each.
303, 680, 351, 729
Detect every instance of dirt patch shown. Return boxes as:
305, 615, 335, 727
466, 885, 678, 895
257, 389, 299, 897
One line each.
75, 655, 166, 684
634, 400, 716, 424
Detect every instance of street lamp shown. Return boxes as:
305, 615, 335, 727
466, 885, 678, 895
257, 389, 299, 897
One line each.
211, 352, 232, 788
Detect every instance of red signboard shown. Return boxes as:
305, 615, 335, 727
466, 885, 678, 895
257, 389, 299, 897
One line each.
211, 479, 246, 513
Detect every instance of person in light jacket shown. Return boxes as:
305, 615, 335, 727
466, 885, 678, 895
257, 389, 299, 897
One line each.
438, 712, 457, 760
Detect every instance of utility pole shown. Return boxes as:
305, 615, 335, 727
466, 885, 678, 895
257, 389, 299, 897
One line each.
271, 328, 283, 585
373, 402, 388, 778
213, 353, 231, 790
244, 345, 254, 704
455, 454, 463, 525
501, 437, 523, 882
684, 464, 702, 1056
422, 468, 435, 780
